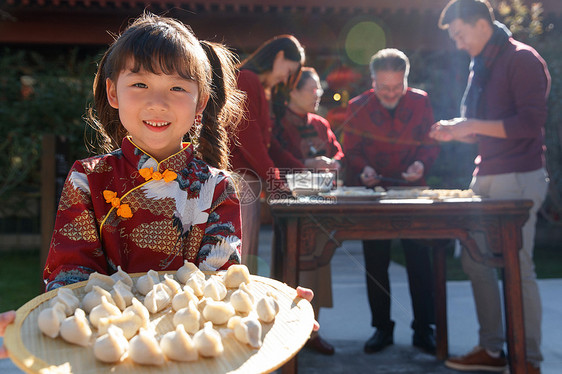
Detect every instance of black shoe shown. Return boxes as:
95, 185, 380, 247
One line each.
364, 322, 394, 353
413, 329, 436, 355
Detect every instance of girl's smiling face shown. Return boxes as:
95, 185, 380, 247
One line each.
106, 63, 207, 161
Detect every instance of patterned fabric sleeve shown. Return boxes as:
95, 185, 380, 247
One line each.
196, 173, 242, 271
43, 161, 107, 291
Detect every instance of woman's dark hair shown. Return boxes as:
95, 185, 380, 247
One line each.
293, 67, 319, 91
87, 13, 244, 169
239, 34, 305, 75
439, 0, 495, 29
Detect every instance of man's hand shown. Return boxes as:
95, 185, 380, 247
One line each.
430, 118, 477, 143
402, 161, 424, 182
360, 166, 380, 187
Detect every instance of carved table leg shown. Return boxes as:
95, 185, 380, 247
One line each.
433, 243, 449, 360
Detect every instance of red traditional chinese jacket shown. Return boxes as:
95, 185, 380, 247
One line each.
272, 108, 345, 169
343, 88, 440, 187
229, 69, 302, 181
44, 137, 241, 291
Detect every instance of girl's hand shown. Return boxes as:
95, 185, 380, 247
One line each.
296, 286, 320, 331
0, 310, 16, 359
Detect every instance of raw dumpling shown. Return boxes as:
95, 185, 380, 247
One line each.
89, 295, 121, 329
162, 273, 182, 295
172, 287, 199, 312
123, 298, 150, 330
230, 282, 254, 314
111, 280, 134, 311
228, 315, 263, 349
135, 269, 160, 296
82, 285, 115, 314
176, 260, 204, 284
202, 299, 235, 325
193, 322, 223, 357
197, 297, 209, 314
93, 325, 129, 363
38, 302, 67, 338
59, 308, 92, 347
129, 327, 165, 366
185, 273, 205, 297
98, 310, 143, 340
203, 275, 227, 301
256, 293, 279, 323
173, 301, 201, 334
160, 324, 198, 362
143, 283, 172, 314
84, 272, 115, 292
49, 287, 80, 316
224, 264, 252, 288
110, 266, 133, 288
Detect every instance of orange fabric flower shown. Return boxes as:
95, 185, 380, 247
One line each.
139, 167, 177, 183
104, 190, 133, 218
163, 169, 177, 182
103, 190, 116, 201
139, 167, 154, 181
103, 190, 121, 208
116, 204, 133, 218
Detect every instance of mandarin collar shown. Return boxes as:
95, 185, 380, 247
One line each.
121, 136, 195, 173
285, 108, 309, 126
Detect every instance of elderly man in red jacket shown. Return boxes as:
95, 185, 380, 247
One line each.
343, 48, 440, 355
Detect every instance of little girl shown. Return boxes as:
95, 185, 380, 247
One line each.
43, 13, 246, 291
0, 16, 317, 357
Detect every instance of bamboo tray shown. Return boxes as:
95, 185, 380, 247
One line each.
5, 272, 314, 374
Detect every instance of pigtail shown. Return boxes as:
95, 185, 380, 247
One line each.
195, 41, 245, 170
86, 47, 126, 154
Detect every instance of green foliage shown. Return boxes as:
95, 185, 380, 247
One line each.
0, 48, 96, 215
495, 0, 544, 40
0, 250, 41, 310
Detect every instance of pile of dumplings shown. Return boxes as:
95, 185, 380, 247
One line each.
37, 263, 280, 366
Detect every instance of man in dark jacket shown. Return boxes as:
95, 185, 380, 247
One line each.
430, 1, 550, 373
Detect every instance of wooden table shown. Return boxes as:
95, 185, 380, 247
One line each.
269, 196, 532, 374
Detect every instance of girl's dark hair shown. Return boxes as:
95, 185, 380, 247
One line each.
87, 13, 244, 169
438, 0, 495, 29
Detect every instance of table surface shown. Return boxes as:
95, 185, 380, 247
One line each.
269, 196, 532, 271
